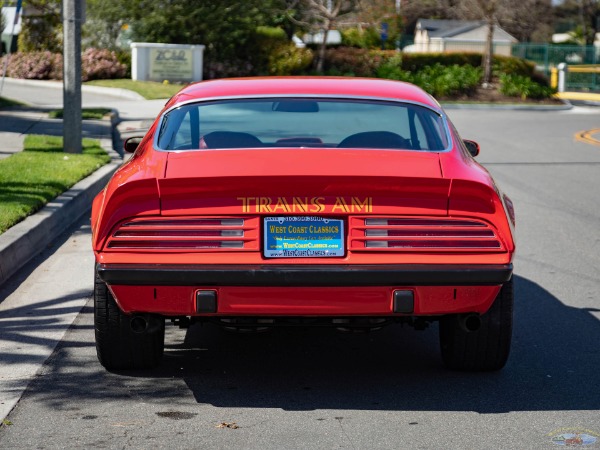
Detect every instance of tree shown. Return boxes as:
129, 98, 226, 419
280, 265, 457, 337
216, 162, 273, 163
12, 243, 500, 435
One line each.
400, 0, 458, 35
84, 0, 129, 50
500, 0, 553, 42
348, 0, 401, 49
555, 0, 600, 45
453, 0, 502, 85
17, 0, 62, 52
84, 0, 284, 78
456, 0, 557, 84
286, 0, 360, 72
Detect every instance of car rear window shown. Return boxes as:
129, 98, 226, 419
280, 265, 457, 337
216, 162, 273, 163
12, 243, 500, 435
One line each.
156, 98, 449, 151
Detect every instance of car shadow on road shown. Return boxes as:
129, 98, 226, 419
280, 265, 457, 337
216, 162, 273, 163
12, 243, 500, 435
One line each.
153, 274, 597, 414
13, 273, 597, 415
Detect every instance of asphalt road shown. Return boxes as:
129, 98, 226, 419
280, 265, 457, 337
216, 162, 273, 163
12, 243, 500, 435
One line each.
1, 106, 600, 449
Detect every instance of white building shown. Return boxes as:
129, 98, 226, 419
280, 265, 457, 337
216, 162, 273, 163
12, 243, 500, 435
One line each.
409, 19, 518, 56
1, 7, 22, 55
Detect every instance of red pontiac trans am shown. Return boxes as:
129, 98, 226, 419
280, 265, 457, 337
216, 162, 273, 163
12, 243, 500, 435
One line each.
91, 77, 515, 371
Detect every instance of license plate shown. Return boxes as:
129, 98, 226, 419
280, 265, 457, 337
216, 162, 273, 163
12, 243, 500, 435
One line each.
264, 216, 344, 258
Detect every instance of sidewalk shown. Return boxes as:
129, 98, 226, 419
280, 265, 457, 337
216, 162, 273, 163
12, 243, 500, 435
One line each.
0, 108, 113, 159
0, 78, 165, 286
0, 77, 166, 153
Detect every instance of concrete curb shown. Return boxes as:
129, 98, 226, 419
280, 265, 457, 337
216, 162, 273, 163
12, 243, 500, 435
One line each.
0, 142, 122, 286
2, 77, 146, 101
441, 100, 573, 111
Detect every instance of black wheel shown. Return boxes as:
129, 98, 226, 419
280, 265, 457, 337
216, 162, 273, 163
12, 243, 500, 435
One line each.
94, 268, 164, 370
439, 278, 513, 371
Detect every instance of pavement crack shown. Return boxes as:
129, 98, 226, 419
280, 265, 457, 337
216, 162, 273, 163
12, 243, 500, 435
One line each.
335, 416, 356, 450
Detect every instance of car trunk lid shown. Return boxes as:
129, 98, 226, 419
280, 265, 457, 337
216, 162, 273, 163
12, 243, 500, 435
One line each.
160, 149, 449, 216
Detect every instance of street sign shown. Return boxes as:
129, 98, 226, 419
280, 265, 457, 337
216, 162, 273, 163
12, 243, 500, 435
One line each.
381, 22, 388, 49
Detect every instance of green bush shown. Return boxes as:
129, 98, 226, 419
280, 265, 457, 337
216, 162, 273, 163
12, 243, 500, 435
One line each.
499, 73, 556, 99
493, 55, 535, 77
269, 44, 313, 75
252, 26, 289, 75
401, 53, 482, 73
376, 57, 482, 98
375, 54, 411, 81
411, 64, 482, 98
341, 28, 381, 49
323, 46, 384, 77
399, 53, 536, 79
17, 13, 62, 53
115, 50, 132, 78
256, 26, 287, 41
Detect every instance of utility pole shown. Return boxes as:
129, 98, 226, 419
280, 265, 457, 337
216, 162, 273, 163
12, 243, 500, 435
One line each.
62, 0, 82, 153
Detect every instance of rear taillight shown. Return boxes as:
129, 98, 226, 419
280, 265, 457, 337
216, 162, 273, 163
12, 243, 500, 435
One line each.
106, 217, 258, 251
351, 217, 504, 251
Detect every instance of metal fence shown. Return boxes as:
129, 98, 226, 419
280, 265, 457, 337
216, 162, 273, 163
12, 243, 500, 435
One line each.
511, 44, 600, 91
512, 43, 598, 71
564, 65, 600, 91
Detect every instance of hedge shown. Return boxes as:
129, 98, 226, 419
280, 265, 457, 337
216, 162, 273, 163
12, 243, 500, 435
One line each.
0, 48, 127, 81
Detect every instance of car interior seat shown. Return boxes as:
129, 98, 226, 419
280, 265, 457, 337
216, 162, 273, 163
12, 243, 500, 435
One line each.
201, 131, 263, 149
337, 131, 412, 149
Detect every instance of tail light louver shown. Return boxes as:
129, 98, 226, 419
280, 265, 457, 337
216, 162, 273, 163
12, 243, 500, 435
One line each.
106, 217, 259, 251
350, 217, 503, 252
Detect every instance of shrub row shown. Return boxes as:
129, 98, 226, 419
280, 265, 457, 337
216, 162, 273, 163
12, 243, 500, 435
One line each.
322, 47, 386, 77
0, 48, 126, 81
376, 57, 482, 98
0, 51, 63, 80
412, 64, 482, 98
322, 47, 549, 99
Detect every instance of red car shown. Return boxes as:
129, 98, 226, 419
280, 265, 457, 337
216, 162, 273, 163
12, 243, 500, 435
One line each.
92, 77, 515, 371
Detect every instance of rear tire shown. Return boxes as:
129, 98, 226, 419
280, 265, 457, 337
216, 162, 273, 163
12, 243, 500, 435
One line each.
94, 268, 164, 370
439, 278, 513, 371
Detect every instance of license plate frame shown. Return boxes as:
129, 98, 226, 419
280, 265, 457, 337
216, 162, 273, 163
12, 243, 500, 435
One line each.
264, 216, 344, 258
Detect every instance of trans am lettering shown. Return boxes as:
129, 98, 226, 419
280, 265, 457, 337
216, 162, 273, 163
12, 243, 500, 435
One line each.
237, 196, 372, 213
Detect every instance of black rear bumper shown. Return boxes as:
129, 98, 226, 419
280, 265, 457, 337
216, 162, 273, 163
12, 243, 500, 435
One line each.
97, 263, 513, 287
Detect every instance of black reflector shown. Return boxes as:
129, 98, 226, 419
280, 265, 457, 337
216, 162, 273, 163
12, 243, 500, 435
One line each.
196, 290, 217, 313
393, 290, 414, 314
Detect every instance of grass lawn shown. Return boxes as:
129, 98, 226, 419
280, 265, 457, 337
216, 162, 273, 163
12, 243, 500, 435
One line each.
0, 135, 110, 234
85, 79, 186, 100
48, 108, 113, 120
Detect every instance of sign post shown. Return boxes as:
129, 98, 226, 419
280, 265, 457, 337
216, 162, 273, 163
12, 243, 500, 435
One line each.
380, 22, 388, 50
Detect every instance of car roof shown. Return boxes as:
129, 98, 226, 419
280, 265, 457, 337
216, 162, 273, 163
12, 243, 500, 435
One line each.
171, 77, 441, 110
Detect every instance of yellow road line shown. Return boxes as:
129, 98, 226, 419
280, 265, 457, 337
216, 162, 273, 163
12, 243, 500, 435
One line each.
575, 128, 600, 146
